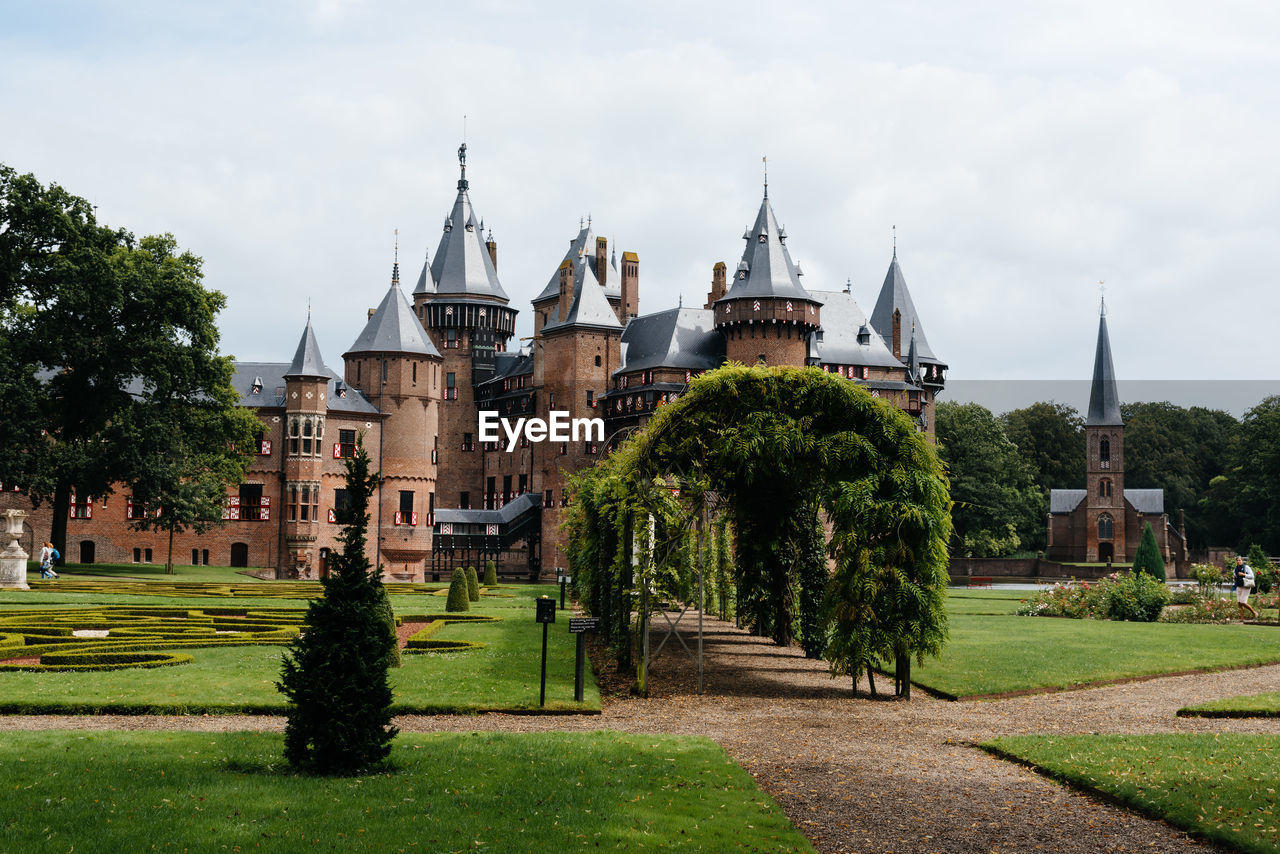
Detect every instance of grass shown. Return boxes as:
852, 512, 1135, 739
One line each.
910, 610, 1280, 699
1179, 692, 1280, 718
0, 584, 600, 713
0, 730, 815, 852
983, 734, 1280, 854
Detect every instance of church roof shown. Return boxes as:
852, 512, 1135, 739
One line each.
1049, 489, 1086, 514
542, 255, 623, 333
1086, 304, 1123, 426
717, 193, 815, 304
808, 289, 903, 369
616, 306, 723, 375
346, 266, 440, 358
870, 253, 941, 363
414, 146, 508, 302
534, 223, 620, 303
283, 317, 328, 380
1047, 488, 1166, 515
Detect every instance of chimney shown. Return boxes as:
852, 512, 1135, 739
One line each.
892, 308, 902, 360
558, 259, 574, 321
621, 251, 639, 319
706, 261, 727, 308
486, 234, 498, 271
596, 237, 607, 288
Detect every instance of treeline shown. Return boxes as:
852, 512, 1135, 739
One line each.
935, 397, 1280, 557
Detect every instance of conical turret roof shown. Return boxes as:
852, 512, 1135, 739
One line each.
718, 193, 815, 303
534, 222, 620, 303
347, 263, 440, 358
419, 146, 508, 302
870, 252, 939, 363
544, 254, 623, 333
1086, 302, 1123, 426
284, 316, 328, 380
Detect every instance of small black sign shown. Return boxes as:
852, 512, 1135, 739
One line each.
535, 597, 556, 624
569, 617, 600, 634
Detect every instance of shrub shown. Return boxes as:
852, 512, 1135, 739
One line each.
1191, 563, 1226, 598
1247, 545, 1278, 594
446, 571, 470, 612
278, 439, 398, 775
483, 560, 497, 587
1131, 522, 1166, 582
1015, 580, 1103, 618
1158, 596, 1238, 624
465, 566, 480, 602
1102, 571, 1169, 622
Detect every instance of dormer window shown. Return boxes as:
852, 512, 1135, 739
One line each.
250, 376, 263, 395
737, 261, 749, 280
465, 222, 474, 232
857, 326, 871, 346
444, 218, 453, 233
758, 233, 767, 243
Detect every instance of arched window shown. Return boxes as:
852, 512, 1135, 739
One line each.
1100, 437, 1110, 463
1098, 513, 1114, 540
1098, 478, 1112, 499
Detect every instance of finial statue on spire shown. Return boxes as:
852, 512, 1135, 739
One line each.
457, 134, 469, 191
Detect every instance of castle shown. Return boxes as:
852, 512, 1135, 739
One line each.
8, 148, 946, 580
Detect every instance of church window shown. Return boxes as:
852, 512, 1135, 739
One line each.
1098, 479, 1112, 499
1100, 437, 1111, 466
1098, 513, 1114, 540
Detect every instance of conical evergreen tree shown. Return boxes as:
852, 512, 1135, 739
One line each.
465, 565, 480, 601
278, 438, 398, 775
446, 569, 471, 612
483, 560, 497, 587
1131, 521, 1166, 582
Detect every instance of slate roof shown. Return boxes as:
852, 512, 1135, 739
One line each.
542, 254, 623, 332
346, 274, 440, 358
615, 307, 723, 375
414, 158, 508, 302
284, 318, 328, 380
231, 362, 378, 414
1086, 306, 1123, 426
809, 289, 903, 369
870, 253, 940, 363
534, 223, 620, 303
717, 193, 816, 303
1048, 488, 1166, 515
434, 491, 540, 525
1049, 489, 1087, 514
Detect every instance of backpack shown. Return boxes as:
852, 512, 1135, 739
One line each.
1244, 566, 1255, 588
51, 548, 60, 562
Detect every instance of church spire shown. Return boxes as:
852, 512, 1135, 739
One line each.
1086, 297, 1123, 426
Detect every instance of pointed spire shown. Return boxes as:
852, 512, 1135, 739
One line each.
762, 156, 768, 199
392, 228, 400, 286
1086, 297, 1123, 426
892, 224, 897, 260
720, 191, 812, 303
284, 316, 328, 380
347, 280, 440, 358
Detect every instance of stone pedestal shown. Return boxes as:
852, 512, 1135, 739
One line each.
0, 509, 30, 590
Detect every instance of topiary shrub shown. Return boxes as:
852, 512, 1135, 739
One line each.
483, 560, 497, 587
1131, 522, 1166, 582
465, 566, 480, 602
278, 438, 399, 776
1102, 571, 1169, 622
446, 570, 471, 612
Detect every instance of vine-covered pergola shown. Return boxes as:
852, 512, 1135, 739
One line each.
564, 364, 952, 696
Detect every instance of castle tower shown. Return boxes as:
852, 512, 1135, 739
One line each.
870, 248, 947, 392
712, 188, 821, 366
413, 145, 518, 515
1084, 298, 1125, 562
281, 317, 330, 577
345, 256, 442, 580
531, 222, 632, 333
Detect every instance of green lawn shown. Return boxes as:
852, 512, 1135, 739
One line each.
911, 611, 1280, 699
983, 734, 1280, 854
1179, 692, 1280, 718
0, 730, 815, 852
0, 584, 600, 713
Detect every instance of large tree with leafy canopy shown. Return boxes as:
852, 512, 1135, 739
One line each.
565, 364, 951, 695
0, 165, 257, 557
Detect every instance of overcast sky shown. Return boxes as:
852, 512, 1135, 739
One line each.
5, 0, 1279, 404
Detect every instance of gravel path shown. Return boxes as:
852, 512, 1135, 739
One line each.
3, 613, 1278, 853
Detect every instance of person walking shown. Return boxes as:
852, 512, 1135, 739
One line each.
1234, 555, 1257, 620
38, 541, 59, 579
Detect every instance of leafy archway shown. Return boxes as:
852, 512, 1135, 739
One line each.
566, 364, 952, 695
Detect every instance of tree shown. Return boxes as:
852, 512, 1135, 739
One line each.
936, 401, 1044, 557
0, 165, 256, 558
1131, 522, 1166, 582
1121, 402, 1236, 551
1000, 401, 1085, 492
1200, 397, 1280, 553
483, 560, 497, 587
278, 439, 398, 775
446, 570, 471, 612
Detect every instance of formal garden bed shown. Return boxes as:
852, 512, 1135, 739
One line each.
983, 734, 1280, 854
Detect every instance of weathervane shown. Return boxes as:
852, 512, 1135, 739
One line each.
762, 156, 768, 198
1099, 280, 1106, 315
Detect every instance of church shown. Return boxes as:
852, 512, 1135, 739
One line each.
1045, 302, 1187, 571
6, 148, 947, 580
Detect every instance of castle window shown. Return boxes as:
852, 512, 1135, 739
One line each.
595, 355, 601, 367
1098, 513, 1114, 540
334, 488, 348, 514
445, 372, 457, 400
412, 362, 417, 384
544, 490, 553, 508
462, 433, 474, 452
302, 419, 312, 456
446, 328, 458, 349
586, 390, 594, 407
70, 494, 93, 519
460, 491, 471, 510
336, 429, 356, 459
399, 491, 414, 516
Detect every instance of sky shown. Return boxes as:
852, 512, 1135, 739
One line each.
5, 0, 1279, 410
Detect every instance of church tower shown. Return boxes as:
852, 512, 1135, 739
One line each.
713, 186, 821, 366
1084, 298, 1125, 562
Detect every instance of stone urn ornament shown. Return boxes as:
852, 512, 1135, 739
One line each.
0, 509, 30, 590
